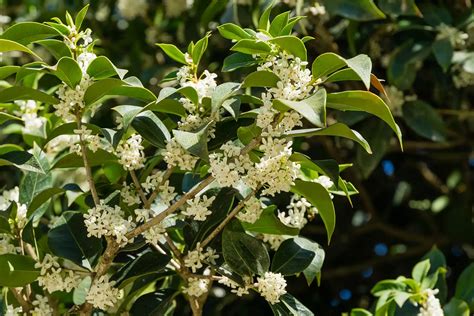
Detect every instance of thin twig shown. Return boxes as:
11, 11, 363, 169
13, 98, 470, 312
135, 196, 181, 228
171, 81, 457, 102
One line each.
130, 170, 148, 204
200, 190, 256, 249
10, 288, 31, 313
146, 167, 174, 208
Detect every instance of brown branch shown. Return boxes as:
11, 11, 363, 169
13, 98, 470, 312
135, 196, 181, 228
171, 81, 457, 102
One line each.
130, 170, 148, 205
10, 288, 31, 313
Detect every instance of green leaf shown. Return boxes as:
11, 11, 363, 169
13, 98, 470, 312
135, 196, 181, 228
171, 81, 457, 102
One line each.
326, 91, 402, 148
218, 23, 252, 40
222, 53, 257, 72
27, 187, 64, 217
312, 53, 372, 89
258, 1, 274, 31
237, 123, 262, 145
156, 43, 187, 64
222, 97, 241, 119
73, 276, 92, 305
402, 100, 447, 142
302, 240, 325, 286
48, 211, 103, 268
222, 221, 270, 276
432, 38, 453, 72
130, 289, 176, 316
274, 88, 326, 127
242, 70, 280, 88
211, 82, 241, 112
113, 105, 143, 130
269, 36, 307, 61
0, 151, 45, 173
242, 205, 299, 236
108, 77, 157, 102
269, 12, 290, 37
443, 298, 470, 316
0, 86, 58, 104
0, 22, 60, 45
412, 259, 430, 283
285, 123, 372, 154
87, 56, 128, 80
271, 237, 317, 275
52, 148, 117, 168
378, 0, 420, 16
113, 251, 170, 287
75, 4, 89, 29
0, 112, 21, 124
350, 309, 373, 316
52, 57, 83, 88
173, 123, 211, 161
145, 99, 186, 117
0, 39, 40, 59
270, 294, 314, 316
0, 254, 40, 287
322, 0, 386, 21
132, 110, 171, 149
231, 39, 272, 55
0, 66, 20, 80
291, 180, 335, 243
455, 263, 474, 310
35, 39, 72, 60
83, 78, 123, 106
192, 34, 209, 65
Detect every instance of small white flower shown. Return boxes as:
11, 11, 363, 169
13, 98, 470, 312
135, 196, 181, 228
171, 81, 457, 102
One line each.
31, 295, 54, 316
254, 272, 287, 304
183, 195, 215, 221
120, 183, 140, 206
183, 277, 209, 297
237, 196, 263, 224
4, 304, 22, 316
86, 275, 123, 310
163, 138, 199, 171
417, 289, 444, 316
77, 52, 97, 73
116, 134, 145, 170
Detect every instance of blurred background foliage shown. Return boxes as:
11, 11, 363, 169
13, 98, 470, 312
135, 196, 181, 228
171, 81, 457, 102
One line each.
0, 0, 472, 314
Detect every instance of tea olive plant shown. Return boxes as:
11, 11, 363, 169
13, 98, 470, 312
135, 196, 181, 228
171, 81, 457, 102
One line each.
0, 4, 401, 315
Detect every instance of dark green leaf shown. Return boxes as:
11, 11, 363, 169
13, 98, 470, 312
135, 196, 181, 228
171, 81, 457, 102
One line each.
322, 0, 386, 21
222, 53, 257, 72
0, 86, 58, 104
242, 70, 280, 88
87, 56, 128, 80
35, 39, 72, 60
269, 36, 307, 61
443, 298, 470, 316
52, 57, 83, 88
432, 38, 453, 72
132, 110, 171, 149
52, 148, 117, 168
173, 122, 211, 161
455, 263, 474, 310
274, 88, 326, 127
130, 289, 176, 316
271, 237, 317, 275
0, 254, 40, 287
0, 22, 60, 45
402, 100, 447, 142
242, 205, 299, 236
113, 251, 170, 287
231, 39, 272, 55
270, 294, 314, 316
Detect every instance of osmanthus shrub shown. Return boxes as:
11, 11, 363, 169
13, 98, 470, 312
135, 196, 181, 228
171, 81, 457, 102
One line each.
0, 5, 401, 315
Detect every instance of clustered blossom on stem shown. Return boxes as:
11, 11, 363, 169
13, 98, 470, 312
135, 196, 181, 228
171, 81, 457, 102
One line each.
417, 289, 444, 316
55, 74, 93, 122
73, 125, 102, 154
14, 100, 45, 135
141, 171, 177, 206
85, 275, 123, 310
261, 234, 287, 251
209, 141, 253, 188
83, 201, 135, 245
183, 277, 209, 297
182, 195, 216, 221
218, 276, 251, 296
184, 244, 219, 273
4, 305, 22, 316
236, 196, 263, 224
164, 138, 199, 171
31, 295, 54, 316
134, 208, 170, 244
254, 272, 287, 304
0, 186, 27, 230
120, 183, 140, 206
35, 254, 81, 293
116, 134, 146, 170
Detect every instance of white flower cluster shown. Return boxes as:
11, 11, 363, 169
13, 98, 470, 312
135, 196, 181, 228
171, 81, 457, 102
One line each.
46, 134, 80, 155
4, 305, 22, 316
254, 272, 287, 304
209, 141, 253, 188
84, 201, 135, 245
183, 277, 209, 297
0, 186, 27, 229
116, 134, 145, 170
35, 254, 81, 293
141, 171, 177, 206
177, 64, 217, 102
417, 289, 444, 316
184, 244, 219, 273
261, 234, 287, 251
77, 52, 97, 73
183, 195, 215, 221
85, 275, 123, 310
31, 295, 54, 316
236, 196, 263, 224
453, 65, 474, 88
64, 25, 92, 51
164, 138, 199, 171
218, 276, 251, 296
73, 125, 102, 154
278, 195, 312, 229
120, 183, 140, 206
14, 100, 45, 135
0, 235, 16, 254
436, 23, 468, 48
117, 0, 148, 20
134, 208, 170, 245
55, 74, 93, 122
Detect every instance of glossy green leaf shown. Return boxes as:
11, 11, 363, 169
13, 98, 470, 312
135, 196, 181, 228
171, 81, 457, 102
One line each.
222, 221, 270, 276
192, 34, 209, 65
271, 237, 318, 275
231, 39, 272, 55
0, 112, 21, 124
156, 43, 187, 64
0, 86, 58, 104
312, 53, 372, 89
269, 11, 290, 37
433, 38, 453, 72
132, 110, 171, 149
242, 70, 280, 88
326, 91, 402, 147
87, 56, 128, 79
52, 57, 83, 88
455, 263, 474, 310
0, 22, 60, 45
0, 66, 20, 80
218, 23, 252, 40
27, 187, 64, 217
130, 289, 176, 316
258, 1, 274, 31
291, 180, 335, 243
222, 53, 257, 72
269, 36, 307, 61
443, 298, 470, 316
48, 211, 103, 268
173, 122, 211, 161
242, 205, 299, 236
0, 39, 40, 59
52, 148, 117, 168
35, 39, 72, 60
270, 294, 314, 316
113, 251, 170, 287
274, 88, 326, 127
285, 123, 372, 154
75, 4, 89, 29
0, 254, 40, 287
